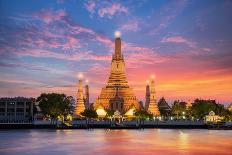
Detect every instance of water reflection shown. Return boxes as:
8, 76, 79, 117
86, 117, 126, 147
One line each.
0, 129, 231, 155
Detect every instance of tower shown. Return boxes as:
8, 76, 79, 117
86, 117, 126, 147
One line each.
75, 79, 86, 115
85, 81, 89, 109
145, 80, 150, 110
93, 32, 141, 113
147, 76, 160, 116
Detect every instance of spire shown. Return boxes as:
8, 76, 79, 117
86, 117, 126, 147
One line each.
85, 81, 89, 109
145, 80, 150, 110
75, 79, 86, 115
147, 76, 160, 116
115, 37, 121, 58
114, 31, 122, 59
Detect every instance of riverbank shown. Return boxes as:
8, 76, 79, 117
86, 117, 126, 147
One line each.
0, 122, 231, 130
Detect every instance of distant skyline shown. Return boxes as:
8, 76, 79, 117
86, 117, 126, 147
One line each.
0, 0, 232, 105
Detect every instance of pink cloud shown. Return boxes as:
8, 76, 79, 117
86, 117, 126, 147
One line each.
98, 3, 128, 18
15, 48, 111, 62
120, 20, 139, 32
85, 1, 96, 14
161, 36, 196, 47
34, 9, 66, 23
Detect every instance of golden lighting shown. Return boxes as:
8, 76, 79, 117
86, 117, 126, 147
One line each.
114, 31, 121, 38
85, 79, 89, 84
96, 108, 107, 117
124, 108, 135, 117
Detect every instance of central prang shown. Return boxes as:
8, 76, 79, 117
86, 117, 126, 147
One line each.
93, 35, 141, 116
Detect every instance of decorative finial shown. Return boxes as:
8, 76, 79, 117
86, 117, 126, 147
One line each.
114, 31, 121, 38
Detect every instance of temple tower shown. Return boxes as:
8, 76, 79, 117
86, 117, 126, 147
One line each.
145, 80, 150, 110
93, 33, 141, 112
84, 82, 89, 109
75, 79, 86, 115
147, 77, 160, 116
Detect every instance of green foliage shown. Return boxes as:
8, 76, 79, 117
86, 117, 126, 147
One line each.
37, 93, 74, 119
171, 100, 186, 118
80, 109, 98, 119
135, 110, 153, 119
191, 99, 218, 119
105, 109, 115, 118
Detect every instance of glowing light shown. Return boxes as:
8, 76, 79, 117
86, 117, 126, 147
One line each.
78, 73, 83, 79
114, 31, 121, 38
151, 74, 156, 79
124, 108, 136, 116
96, 108, 107, 117
85, 79, 89, 84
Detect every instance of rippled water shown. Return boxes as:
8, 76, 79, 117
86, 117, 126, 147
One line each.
0, 129, 231, 155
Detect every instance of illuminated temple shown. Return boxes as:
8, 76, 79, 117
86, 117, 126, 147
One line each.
93, 33, 141, 114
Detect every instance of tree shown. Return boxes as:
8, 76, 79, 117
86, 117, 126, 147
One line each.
106, 109, 115, 118
135, 110, 152, 120
190, 99, 230, 119
37, 93, 74, 121
80, 109, 97, 119
171, 100, 186, 119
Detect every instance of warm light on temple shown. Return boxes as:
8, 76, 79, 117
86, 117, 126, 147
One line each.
114, 31, 121, 38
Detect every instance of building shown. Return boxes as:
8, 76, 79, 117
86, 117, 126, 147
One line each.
158, 97, 171, 116
205, 111, 223, 123
93, 34, 141, 114
0, 97, 34, 122
146, 76, 160, 116
75, 79, 86, 116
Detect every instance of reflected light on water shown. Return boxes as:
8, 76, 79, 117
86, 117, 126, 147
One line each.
0, 129, 231, 155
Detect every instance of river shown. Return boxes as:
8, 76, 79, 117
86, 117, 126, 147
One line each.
0, 129, 231, 155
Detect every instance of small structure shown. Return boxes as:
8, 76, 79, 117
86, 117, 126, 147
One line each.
113, 110, 123, 123
205, 111, 223, 123
158, 97, 171, 116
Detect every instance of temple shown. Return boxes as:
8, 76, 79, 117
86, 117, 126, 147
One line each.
146, 76, 160, 116
75, 79, 86, 115
93, 34, 141, 114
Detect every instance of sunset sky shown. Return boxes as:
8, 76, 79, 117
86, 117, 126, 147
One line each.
0, 0, 232, 105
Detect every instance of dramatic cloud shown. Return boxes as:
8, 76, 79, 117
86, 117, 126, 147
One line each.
98, 3, 128, 18
120, 20, 139, 32
1, 1, 232, 105
161, 36, 196, 47
84, 1, 96, 15
148, 0, 188, 35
